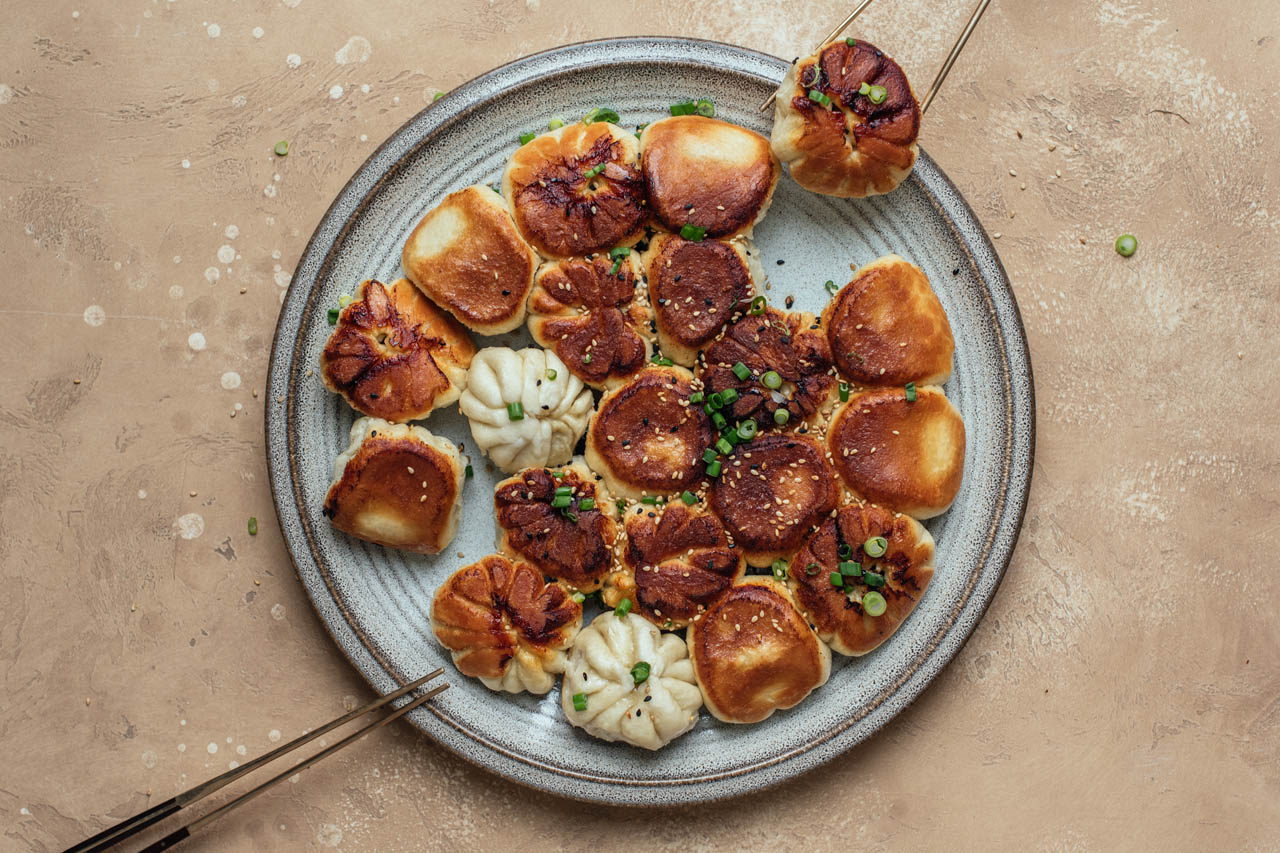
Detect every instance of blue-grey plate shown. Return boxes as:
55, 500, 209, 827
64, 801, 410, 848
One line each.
265, 36, 1034, 805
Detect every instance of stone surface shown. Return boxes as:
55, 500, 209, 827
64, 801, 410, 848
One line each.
2, 1, 1277, 850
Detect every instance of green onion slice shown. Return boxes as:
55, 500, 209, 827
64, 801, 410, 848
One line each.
905, 381, 917, 402
695, 98, 715, 117
825, 280, 839, 295
845, 37, 856, 47
773, 408, 790, 426
615, 597, 633, 617
327, 308, 339, 325
273, 140, 289, 157
551, 495, 572, 508
578, 497, 596, 511
583, 107, 621, 124
868, 85, 888, 104
630, 661, 651, 684
862, 591, 887, 616
689, 391, 705, 404
762, 370, 782, 389
1115, 234, 1137, 257
706, 460, 722, 478
507, 401, 525, 420
808, 89, 832, 107
680, 223, 707, 241
858, 82, 871, 95
681, 490, 697, 505
709, 392, 725, 409
555, 485, 574, 496
572, 692, 588, 711
247, 517, 258, 536
736, 419, 758, 441
546, 368, 557, 381
465, 464, 474, 478
715, 437, 733, 455
518, 132, 536, 145
583, 162, 606, 179
652, 356, 674, 367
548, 117, 565, 130
749, 295, 767, 315
839, 382, 850, 402
609, 246, 632, 259
582, 353, 593, 364
829, 571, 845, 588
702, 448, 719, 464
771, 559, 788, 579
863, 570, 886, 588
711, 412, 727, 430
838, 543, 852, 558
669, 100, 697, 116
839, 561, 862, 577
732, 362, 751, 381
863, 536, 889, 558
720, 388, 739, 405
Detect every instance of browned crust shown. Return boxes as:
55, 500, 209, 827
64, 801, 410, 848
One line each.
788, 503, 934, 656
495, 466, 617, 591
527, 254, 651, 388
708, 432, 839, 565
687, 578, 829, 723
641, 115, 779, 238
604, 502, 745, 629
430, 554, 581, 680
699, 307, 838, 431
827, 386, 966, 518
586, 367, 714, 497
322, 433, 460, 554
778, 40, 920, 197
504, 123, 647, 258
319, 279, 474, 422
821, 255, 954, 386
645, 235, 755, 360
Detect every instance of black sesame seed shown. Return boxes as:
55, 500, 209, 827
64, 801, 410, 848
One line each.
776, 259, 785, 266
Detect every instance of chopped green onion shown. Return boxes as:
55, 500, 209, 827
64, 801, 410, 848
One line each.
1115, 234, 1137, 257
519, 132, 536, 145
845, 37, 856, 47
715, 437, 733, 455
905, 382, 917, 402
630, 661, 651, 684
695, 98, 715, 117
732, 362, 751, 381
546, 368, 558, 381
651, 356, 674, 367
465, 464, 474, 478
338, 293, 352, 308
681, 490, 697, 505
829, 571, 845, 588
635, 123, 648, 134
868, 85, 888, 104
863, 536, 888, 558
578, 497, 596, 511
582, 353, 593, 364
722, 428, 740, 446
839, 561, 862, 577
702, 448, 719, 464
552, 471, 563, 479
640, 495, 660, 505
808, 89, 832, 107
583, 163, 607, 180
609, 246, 632, 259
862, 590, 887, 616
736, 419, 758, 441
551, 495, 572, 508
706, 460, 722, 477
562, 510, 579, 523
720, 388, 739, 405
711, 412, 727, 430
689, 391, 705, 404
327, 308, 339, 325
433, 91, 445, 101
572, 692, 588, 711
615, 597, 633, 617
507, 401, 525, 420
273, 140, 289, 157
863, 570, 886, 588
749, 295, 767, 316
839, 382, 850, 402
771, 559, 788, 579
838, 543, 853, 558
669, 100, 697, 116
825, 280, 839, 295
571, 592, 586, 603
680, 223, 707, 241
583, 107, 621, 124
762, 370, 782, 389
548, 117, 565, 130
805, 562, 820, 576
773, 408, 790, 426
616, 498, 627, 514
709, 392, 725, 409
555, 485, 574, 496
858, 82, 871, 96
247, 517, 258, 536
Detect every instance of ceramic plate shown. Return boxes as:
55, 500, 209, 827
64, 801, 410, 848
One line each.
265, 37, 1034, 805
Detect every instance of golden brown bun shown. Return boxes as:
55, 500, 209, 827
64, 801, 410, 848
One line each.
401, 185, 538, 335
686, 577, 831, 723
698, 307, 838, 433
494, 462, 618, 592
770, 39, 920, 197
639, 115, 780, 240
708, 432, 839, 567
323, 418, 465, 554
585, 366, 714, 500
602, 501, 745, 629
641, 233, 760, 366
526, 253, 652, 389
429, 554, 581, 694
320, 278, 475, 423
501, 122, 647, 258
788, 503, 935, 656
827, 386, 965, 518
821, 254, 953, 386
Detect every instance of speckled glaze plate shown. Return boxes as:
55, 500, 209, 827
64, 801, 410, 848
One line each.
266, 37, 1034, 805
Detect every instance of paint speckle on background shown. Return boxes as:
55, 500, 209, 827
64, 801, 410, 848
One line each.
216, 245, 236, 264
252, 27, 264, 39
83, 305, 105, 327
268, 729, 281, 742
334, 36, 372, 65
329, 84, 344, 100
270, 603, 286, 621
0, 84, 13, 105
174, 513, 205, 540
141, 750, 157, 768
187, 332, 206, 351
204, 266, 220, 283
169, 285, 184, 299
286, 53, 302, 69
224, 224, 239, 239
220, 371, 242, 390
206, 23, 221, 38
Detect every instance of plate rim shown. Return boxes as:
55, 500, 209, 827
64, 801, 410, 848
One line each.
265, 35, 1036, 805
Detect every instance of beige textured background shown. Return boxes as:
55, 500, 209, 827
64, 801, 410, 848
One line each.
3, 0, 1277, 850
